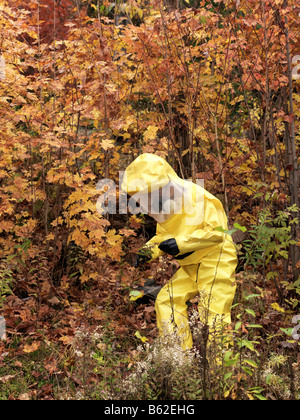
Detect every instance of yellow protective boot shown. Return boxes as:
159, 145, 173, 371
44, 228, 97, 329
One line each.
121, 153, 238, 350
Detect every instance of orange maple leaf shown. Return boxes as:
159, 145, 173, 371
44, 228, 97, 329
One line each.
23, 341, 41, 353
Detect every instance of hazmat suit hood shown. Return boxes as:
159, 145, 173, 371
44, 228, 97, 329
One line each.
121, 153, 182, 195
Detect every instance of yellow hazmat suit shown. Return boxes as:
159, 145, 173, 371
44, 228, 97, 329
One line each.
122, 153, 237, 350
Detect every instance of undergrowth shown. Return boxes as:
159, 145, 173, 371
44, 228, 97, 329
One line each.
2, 269, 298, 400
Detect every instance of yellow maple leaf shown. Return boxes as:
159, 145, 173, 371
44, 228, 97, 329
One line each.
23, 341, 41, 353
143, 125, 159, 141
106, 229, 122, 246
100, 139, 115, 151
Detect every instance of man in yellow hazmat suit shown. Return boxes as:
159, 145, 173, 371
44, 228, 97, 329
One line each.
121, 153, 237, 350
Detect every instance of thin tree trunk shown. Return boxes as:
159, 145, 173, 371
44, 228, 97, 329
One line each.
282, 6, 299, 280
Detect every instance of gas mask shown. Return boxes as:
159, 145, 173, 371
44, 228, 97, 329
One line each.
136, 181, 186, 223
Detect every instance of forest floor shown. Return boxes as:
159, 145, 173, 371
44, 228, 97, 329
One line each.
0, 217, 299, 400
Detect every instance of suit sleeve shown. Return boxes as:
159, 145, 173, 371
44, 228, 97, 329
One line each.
176, 227, 225, 254
175, 194, 229, 254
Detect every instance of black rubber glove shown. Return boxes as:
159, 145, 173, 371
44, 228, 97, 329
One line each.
134, 249, 152, 268
158, 238, 180, 256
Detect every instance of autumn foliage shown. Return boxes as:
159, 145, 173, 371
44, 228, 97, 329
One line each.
0, 0, 299, 400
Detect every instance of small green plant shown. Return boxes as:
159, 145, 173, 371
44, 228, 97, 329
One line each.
241, 205, 298, 272
0, 260, 14, 307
